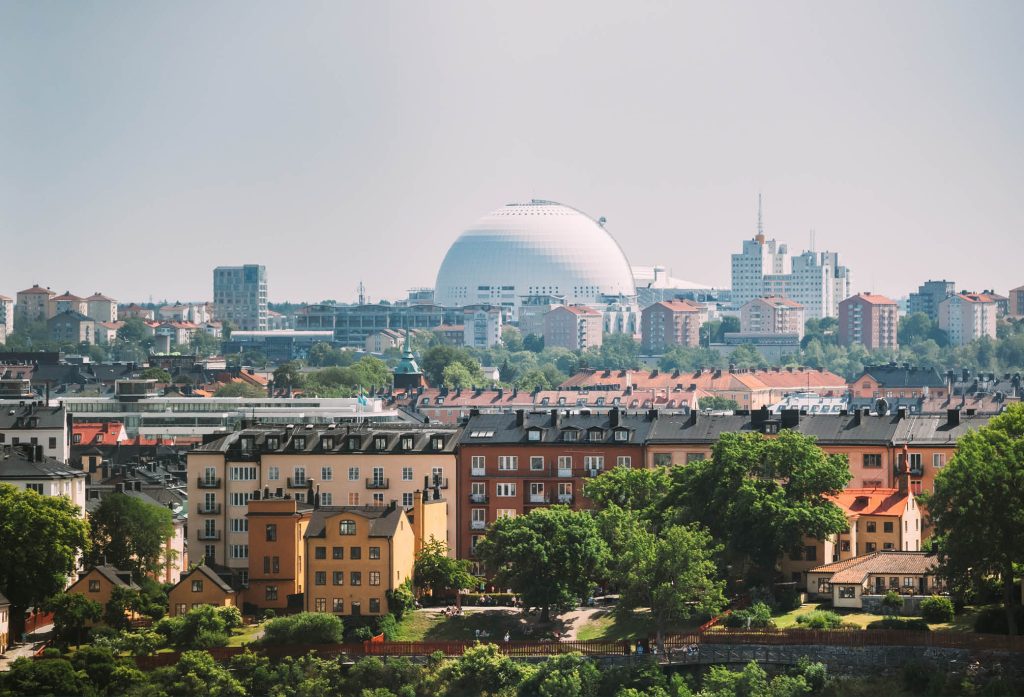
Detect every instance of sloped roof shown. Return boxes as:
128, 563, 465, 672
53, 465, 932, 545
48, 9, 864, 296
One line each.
841, 292, 897, 306
855, 365, 945, 389
178, 564, 235, 594
304, 505, 405, 539
810, 552, 937, 584
830, 488, 910, 517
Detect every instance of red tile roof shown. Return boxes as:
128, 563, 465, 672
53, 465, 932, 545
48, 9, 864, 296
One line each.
829, 488, 910, 517
650, 300, 704, 312
842, 292, 897, 306
559, 367, 847, 392
811, 552, 937, 583
74, 422, 129, 446
18, 285, 55, 295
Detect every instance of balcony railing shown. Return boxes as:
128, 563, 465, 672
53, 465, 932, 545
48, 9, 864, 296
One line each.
196, 503, 221, 515
470, 520, 487, 530
196, 477, 221, 489
469, 493, 489, 504
366, 478, 390, 489
528, 493, 550, 504
557, 468, 573, 478
557, 494, 574, 504
471, 467, 486, 477
287, 477, 307, 489
197, 530, 221, 541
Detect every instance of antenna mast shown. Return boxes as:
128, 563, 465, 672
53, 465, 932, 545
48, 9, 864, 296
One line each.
757, 193, 764, 237
357, 281, 366, 305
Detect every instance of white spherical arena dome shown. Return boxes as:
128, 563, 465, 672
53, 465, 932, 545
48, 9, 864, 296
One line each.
434, 200, 636, 310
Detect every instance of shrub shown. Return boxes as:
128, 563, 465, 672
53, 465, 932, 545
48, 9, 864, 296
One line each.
775, 588, 803, 613
217, 605, 244, 630
262, 609, 276, 621
795, 610, 844, 629
261, 612, 344, 645
867, 618, 930, 631
375, 613, 399, 641
460, 592, 517, 606
791, 657, 828, 692
881, 590, 904, 617
723, 602, 775, 629
974, 605, 1024, 635
351, 626, 375, 642
919, 596, 954, 623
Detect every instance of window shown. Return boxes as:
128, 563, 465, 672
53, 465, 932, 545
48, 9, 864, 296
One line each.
315, 571, 326, 586
402, 493, 414, 507
903, 577, 915, 588
192, 580, 204, 592
320, 492, 332, 506
292, 467, 306, 485
231, 518, 248, 533
401, 435, 414, 450
73, 433, 82, 444
588, 430, 603, 442
866, 521, 877, 533
883, 542, 894, 550
497, 509, 516, 519
48, 437, 57, 449
339, 520, 356, 535
616, 456, 631, 468
804, 546, 817, 561
498, 456, 518, 471
369, 547, 380, 560
471, 456, 485, 473
527, 429, 541, 441
350, 547, 361, 560
175, 603, 188, 615
231, 545, 248, 559
496, 483, 517, 497
294, 436, 306, 449
348, 467, 359, 481
933, 453, 946, 468
866, 542, 877, 553
530, 456, 544, 471
88, 579, 101, 592
372, 493, 384, 505
863, 454, 882, 468
230, 466, 256, 480
369, 598, 381, 614
266, 436, 279, 450
333, 598, 344, 612
26, 483, 43, 494
204, 545, 216, 563
230, 492, 251, 507
315, 546, 326, 560
321, 436, 333, 450
321, 466, 333, 481
369, 571, 381, 586
653, 453, 672, 466
266, 524, 277, 541
374, 436, 387, 450
686, 453, 706, 464
584, 456, 604, 470
402, 467, 413, 481
909, 453, 922, 470
314, 598, 327, 612
265, 586, 278, 601
348, 492, 360, 505
268, 466, 280, 481
614, 430, 628, 442
838, 586, 856, 599
883, 522, 894, 533
558, 456, 572, 470
263, 556, 271, 573
333, 571, 344, 585
332, 546, 344, 559
563, 430, 578, 442
432, 436, 445, 449
350, 572, 362, 586
840, 540, 850, 552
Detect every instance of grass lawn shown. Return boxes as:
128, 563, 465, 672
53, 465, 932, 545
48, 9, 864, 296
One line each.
576, 610, 702, 641
393, 610, 541, 642
772, 602, 980, 631
226, 623, 264, 647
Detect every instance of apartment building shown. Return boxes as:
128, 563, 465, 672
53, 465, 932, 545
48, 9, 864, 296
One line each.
15, 285, 56, 324
938, 292, 998, 346
1010, 284, 1024, 318
48, 311, 97, 345
85, 293, 118, 323
0, 402, 71, 462
908, 280, 955, 321
0, 444, 86, 518
838, 293, 898, 351
849, 365, 948, 401
246, 496, 313, 612
543, 305, 602, 351
640, 300, 707, 353
187, 424, 459, 576
456, 409, 652, 566
730, 233, 788, 307
213, 265, 268, 331
0, 295, 13, 341
739, 297, 805, 338
463, 305, 503, 349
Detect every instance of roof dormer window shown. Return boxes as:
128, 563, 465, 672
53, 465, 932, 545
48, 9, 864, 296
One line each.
321, 436, 334, 450
563, 430, 578, 442
588, 429, 603, 442
266, 436, 279, 450
374, 436, 387, 450
613, 429, 629, 442
293, 436, 306, 450
431, 436, 445, 450
347, 436, 360, 450
527, 429, 541, 442
401, 435, 414, 451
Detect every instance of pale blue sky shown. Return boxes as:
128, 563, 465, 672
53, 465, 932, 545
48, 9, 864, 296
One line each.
2, 1, 1022, 303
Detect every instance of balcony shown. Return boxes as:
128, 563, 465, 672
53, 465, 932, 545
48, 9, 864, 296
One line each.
557, 468, 573, 478
430, 477, 450, 489
527, 493, 550, 504
197, 530, 221, 541
470, 520, 487, 530
557, 494, 574, 504
196, 477, 221, 489
468, 493, 489, 504
287, 477, 307, 489
196, 503, 221, 515
471, 467, 486, 477
468, 547, 480, 558
366, 478, 390, 489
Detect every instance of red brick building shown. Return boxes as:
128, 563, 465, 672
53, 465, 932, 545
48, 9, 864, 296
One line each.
640, 300, 707, 353
838, 293, 898, 351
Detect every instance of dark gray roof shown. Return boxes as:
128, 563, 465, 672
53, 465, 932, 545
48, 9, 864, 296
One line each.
304, 505, 404, 540
894, 413, 990, 445
47, 310, 93, 323
193, 424, 460, 457
0, 445, 84, 480
89, 565, 137, 588
856, 365, 946, 389
458, 411, 654, 446
178, 564, 235, 594
0, 404, 68, 430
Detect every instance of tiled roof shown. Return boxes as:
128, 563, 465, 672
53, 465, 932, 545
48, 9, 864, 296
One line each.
304, 505, 405, 539
178, 564, 235, 594
74, 422, 129, 446
648, 300, 704, 312
86, 293, 116, 301
559, 367, 847, 392
0, 445, 86, 481
842, 292, 897, 306
52, 292, 84, 302
811, 552, 937, 584
192, 424, 460, 456
90, 565, 138, 588
855, 365, 946, 389
18, 285, 55, 295
551, 305, 601, 316
750, 296, 803, 309
459, 411, 654, 445
48, 310, 93, 322
830, 488, 910, 517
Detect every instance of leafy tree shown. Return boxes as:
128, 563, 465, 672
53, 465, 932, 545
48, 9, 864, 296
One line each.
0, 657, 95, 697
422, 345, 480, 386
261, 612, 344, 645
435, 643, 530, 697
523, 333, 545, 352
698, 396, 740, 411
881, 590, 903, 619
502, 326, 524, 352
105, 586, 142, 630
584, 467, 669, 520
154, 604, 232, 650
414, 537, 478, 598
442, 362, 483, 388
187, 330, 221, 357
517, 652, 601, 697
345, 656, 426, 696
929, 403, 1024, 635
919, 595, 954, 623
214, 382, 267, 397
151, 649, 245, 697
727, 343, 767, 369
140, 367, 172, 382
476, 506, 608, 622
662, 430, 851, 584
613, 524, 726, 651
0, 483, 91, 638
117, 317, 152, 344
45, 592, 102, 647
88, 493, 174, 580
658, 346, 724, 372
273, 361, 304, 389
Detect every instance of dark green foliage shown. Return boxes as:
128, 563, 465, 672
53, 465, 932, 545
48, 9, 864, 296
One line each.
723, 602, 775, 629
88, 493, 175, 580
433, 643, 528, 697
866, 618, 930, 631
387, 580, 416, 620
45, 592, 102, 647
517, 652, 601, 697
104, 586, 142, 630
795, 610, 844, 629
918, 596, 954, 623
0, 657, 96, 697
880, 590, 904, 618
375, 613, 399, 641
260, 612, 344, 645
791, 657, 828, 692
154, 605, 231, 650
974, 605, 1024, 635
344, 657, 425, 696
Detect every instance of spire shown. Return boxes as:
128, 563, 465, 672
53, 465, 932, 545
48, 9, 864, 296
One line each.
757, 193, 764, 237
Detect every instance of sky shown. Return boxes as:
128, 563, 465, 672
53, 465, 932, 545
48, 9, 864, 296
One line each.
2, 1, 1022, 305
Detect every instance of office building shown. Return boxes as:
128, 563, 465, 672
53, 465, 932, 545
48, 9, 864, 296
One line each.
214, 265, 268, 331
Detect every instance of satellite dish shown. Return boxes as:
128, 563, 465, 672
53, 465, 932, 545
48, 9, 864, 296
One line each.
598, 216, 607, 227
875, 398, 889, 416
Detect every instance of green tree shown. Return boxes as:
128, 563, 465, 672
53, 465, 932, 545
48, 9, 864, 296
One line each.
153, 649, 245, 697
442, 362, 484, 388
727, 343, 767, 369
261, 612, 344, 645
881, 590, 903, 619
413, 537, 478, 598
88, 493, 174, 580
662, 430, 851, 584
502, 326, 524, 352
214, 382, 267, 397
117, 317, 152, 344
698, 396, 740, 411
104, 586, 142, 630
187, 330, 221, 357
435, 643, 529, 697
476, 506, 608, 622
614, 524, 726, 652
518, 652, 601, 697
273, 361, 304, 390
523, 333, 545, 352
422, 345, 480, 386
0, 483, 91, 638
929, 403, 1024, 635
0, 656, 95, 697
584, 467, 669, 520
140, 367, 172, 382
45, 592, 102, 647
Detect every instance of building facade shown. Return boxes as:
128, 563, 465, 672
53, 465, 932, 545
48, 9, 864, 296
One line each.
85, 294, 118, 323
543, 306, 603, 351
640, 300, 707, 353
463, 305, 503, 349
48, 311, 97, 345
739, 297, 805, 338
908, 280, 954, 321
214, 265, 268, 331
938, 292, 998, 346
15, 285, 56, 324
838, 293, 898, 350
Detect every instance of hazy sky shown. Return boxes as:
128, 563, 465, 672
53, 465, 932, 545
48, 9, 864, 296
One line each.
2, 1, 1022, 304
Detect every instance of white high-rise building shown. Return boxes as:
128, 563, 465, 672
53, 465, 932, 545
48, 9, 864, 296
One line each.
213, 265, 268, 331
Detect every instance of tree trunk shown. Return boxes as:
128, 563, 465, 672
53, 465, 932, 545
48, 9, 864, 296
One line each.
1004, 564, 1018, 637
540, 605, 550, 623
656, 626, 664, 656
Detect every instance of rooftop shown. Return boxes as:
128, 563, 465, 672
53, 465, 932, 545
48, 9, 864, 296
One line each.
811, 552, 937, 584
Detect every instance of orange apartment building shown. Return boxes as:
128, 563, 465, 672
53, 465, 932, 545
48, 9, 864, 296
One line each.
640, 300, 708, 353
838, 293, 899, 351
245, 497, 313, 612
849, 364, 948, 401
543, 305, 603, 352
740, 296, 805, 338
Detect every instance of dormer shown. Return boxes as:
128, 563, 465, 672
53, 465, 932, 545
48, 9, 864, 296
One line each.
266, 435, 280, 450
239, 435, 255, 455
587, 427, 605, 442
612, 427, 630, 442
561, 427, 580, 442
321, 435, 334, 451
526, 426, 543, 442
293, 435, 306, 450
400, 435, 415, 451
431, 435, 446, 450
374, 435, 388, 450
346, 435, 361, 451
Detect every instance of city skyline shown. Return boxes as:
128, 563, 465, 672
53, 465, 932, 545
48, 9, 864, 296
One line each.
3, 2, 1022, 303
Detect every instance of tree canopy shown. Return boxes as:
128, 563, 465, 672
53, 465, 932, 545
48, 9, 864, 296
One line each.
413, 537, 478, 597
88, 493, 175, 580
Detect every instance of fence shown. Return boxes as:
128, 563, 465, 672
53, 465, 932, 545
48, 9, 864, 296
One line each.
662, 628, 1024, 654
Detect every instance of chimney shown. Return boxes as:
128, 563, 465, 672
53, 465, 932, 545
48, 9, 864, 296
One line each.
946, 408, 960, 428
515, 409, 525, 427
897, 406, 908, 420
647, 408, 659, 421
551, 409, 560, 428
897, 455, 910, 496
780, 409, 800, 429
609, 407, 621, 428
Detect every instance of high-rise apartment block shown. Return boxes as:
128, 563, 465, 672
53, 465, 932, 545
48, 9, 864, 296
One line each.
0, 295, 13, 342
938, 292, 998, 346
740, 297, 805, 339
640, 300, 707, 353
1010, 284, 1024, 317
15, 285, 55, 324
543, 306, 603, 351
463, 305, 503, 348
730, 235, 788, 307
838, 293, 898, 351
908, 280, 955, 321
214, 265, 268, 331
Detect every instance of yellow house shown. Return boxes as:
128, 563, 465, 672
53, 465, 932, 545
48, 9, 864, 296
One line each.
246, 496, 313, 612
807, 552, 941, 609
66, 566, 138, 621
168, 565, 237, 616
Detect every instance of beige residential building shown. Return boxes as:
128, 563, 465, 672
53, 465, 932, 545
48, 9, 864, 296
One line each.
15, 285, 55, 324
838, 293, 898, 351
49, 292, 89, 319
0, 296, 13, 341
187, 424, 459, 581
740, 297, 804, 338
640, 300, 708, 353
86, 293, 118, 323
543, 305, 603, 351
938, 292, 998, 346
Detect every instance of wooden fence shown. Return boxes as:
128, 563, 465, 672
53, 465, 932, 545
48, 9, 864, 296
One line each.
663, 628, 1024, 653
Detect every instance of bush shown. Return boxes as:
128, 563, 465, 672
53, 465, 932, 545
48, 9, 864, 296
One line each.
881, 590, 904, 617
791, 657, 828, 692
375, 614, 399, 641
795, 610, 844, 629
974, 605, 1024, 635
460, 592, 517, 606
867, 618, 930, 631
723, 602, 775, 629
775, 588, 803, 613
262, 609, 276, 621
919, 596, 954, 623
387, 581, 415, 621
351, 626, 375, 642
261, 612, 344, 645
217, 605, 243, 630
